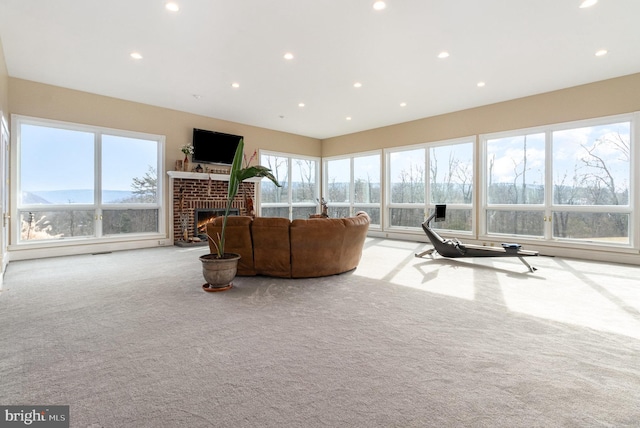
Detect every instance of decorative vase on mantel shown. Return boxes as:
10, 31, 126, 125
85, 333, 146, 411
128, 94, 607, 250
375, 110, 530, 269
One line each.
183, 155, 189, 172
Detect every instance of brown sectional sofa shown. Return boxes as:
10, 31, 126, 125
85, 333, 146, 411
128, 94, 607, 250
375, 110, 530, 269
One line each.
206, 212, 370, 278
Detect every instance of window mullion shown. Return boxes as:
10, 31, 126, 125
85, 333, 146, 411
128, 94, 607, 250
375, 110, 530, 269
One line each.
544, 130, 553, 240
95, 131, 102, 238
349, 158, 354, 216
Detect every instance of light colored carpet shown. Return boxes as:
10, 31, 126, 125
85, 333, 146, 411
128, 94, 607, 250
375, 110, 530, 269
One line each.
1, 238, 639, 427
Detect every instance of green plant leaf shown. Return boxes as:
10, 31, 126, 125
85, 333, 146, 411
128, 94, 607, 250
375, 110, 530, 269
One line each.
227, 138, 245, 201
209, 137, 281, 258
236, 165, 281, 187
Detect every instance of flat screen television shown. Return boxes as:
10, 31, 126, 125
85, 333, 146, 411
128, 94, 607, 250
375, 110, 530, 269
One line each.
192, 128, 242, 165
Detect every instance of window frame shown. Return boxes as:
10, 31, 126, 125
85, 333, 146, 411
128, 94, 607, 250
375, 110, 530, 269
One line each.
323, 150, 382, 228
384, 137, 476, 235
11, 115, 165, 248
479, 113, 636, 249
258, 150, 320, 220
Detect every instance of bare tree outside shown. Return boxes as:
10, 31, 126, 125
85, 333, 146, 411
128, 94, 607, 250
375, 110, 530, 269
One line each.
552, 124, 630, 240
293, 159, 316, 202
429, 143, 474, 231
261, 154, 320, 219
353, 155, 381, 224
486, 133, 545, 236
430, 144, 473, 204
486, 122, 630, 242
261, 155, 289, 204
326, 158, 350, 204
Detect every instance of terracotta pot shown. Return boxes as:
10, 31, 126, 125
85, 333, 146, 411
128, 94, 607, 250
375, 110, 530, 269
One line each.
199, 253, 240, 292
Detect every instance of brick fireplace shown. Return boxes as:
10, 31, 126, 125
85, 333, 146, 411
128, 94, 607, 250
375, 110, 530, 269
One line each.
167, 171, 257, 243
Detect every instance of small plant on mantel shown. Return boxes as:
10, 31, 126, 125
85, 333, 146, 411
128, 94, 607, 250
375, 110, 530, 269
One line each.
206, 138, 280, 258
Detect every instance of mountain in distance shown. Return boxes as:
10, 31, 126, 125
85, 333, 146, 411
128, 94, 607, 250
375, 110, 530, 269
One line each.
22, 189, 136, 204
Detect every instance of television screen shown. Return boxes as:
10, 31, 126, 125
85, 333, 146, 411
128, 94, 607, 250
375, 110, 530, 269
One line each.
192, 129, 242, 165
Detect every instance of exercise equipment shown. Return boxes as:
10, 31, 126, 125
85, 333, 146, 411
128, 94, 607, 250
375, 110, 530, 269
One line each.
415, 205, 538, 272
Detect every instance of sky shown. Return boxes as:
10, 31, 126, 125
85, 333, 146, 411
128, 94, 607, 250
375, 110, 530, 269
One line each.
20, 124, 158, 192
20, 120, 630, 198
488, 121, 630, 191
327, 121, 630, 196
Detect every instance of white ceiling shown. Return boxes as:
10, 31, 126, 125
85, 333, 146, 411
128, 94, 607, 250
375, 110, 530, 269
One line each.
1, 0, 639, 139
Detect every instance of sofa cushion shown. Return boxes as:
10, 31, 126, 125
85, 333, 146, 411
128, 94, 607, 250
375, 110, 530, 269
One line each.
252, 217, 291, 278
206, 216, 256, 276
339, 214, 370, 271
290, 218, 350, 278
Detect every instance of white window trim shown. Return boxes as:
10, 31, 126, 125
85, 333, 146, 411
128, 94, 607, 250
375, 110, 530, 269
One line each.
323, 149, 383, 229
10, 115, 166, 256
479, 112, 637, 251
258, 149, 320, 219
384, 136, 475, 235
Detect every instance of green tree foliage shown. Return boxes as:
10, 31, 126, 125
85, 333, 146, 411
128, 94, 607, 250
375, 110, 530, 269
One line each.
130, 166, 157, 203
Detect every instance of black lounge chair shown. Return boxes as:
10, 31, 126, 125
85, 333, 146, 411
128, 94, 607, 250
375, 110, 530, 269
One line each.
415, 205, 538, 272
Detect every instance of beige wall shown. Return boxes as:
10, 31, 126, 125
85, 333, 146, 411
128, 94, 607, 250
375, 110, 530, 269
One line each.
5, 71, 640, 259
321, 72, 640, 156
7, 77, 321, 247
8, 78, 321, 168
9, 72, 640, 167
0, 36, 8, 122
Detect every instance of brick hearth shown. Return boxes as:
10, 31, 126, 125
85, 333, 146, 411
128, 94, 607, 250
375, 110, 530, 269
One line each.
167, 172, 257, 243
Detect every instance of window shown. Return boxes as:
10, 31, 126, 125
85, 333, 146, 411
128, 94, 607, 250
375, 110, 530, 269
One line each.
551, 121, 631, 243
326, 157, 350, 218
429, 142, 474, 232
481, 115, 633, 246
485, 132, 546, 237
260, 152, 319, 219
388, 147, 425, 228
324, 152, 381, 225
353, 154, 381, 225
386, 138, 474, 232
15, 116, 164, 245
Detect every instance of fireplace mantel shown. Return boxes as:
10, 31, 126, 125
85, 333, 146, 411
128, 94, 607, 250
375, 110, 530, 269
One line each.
167, 171, 262, 182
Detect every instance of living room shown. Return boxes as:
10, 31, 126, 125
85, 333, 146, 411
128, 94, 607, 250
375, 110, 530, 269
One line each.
1, 2, 640, 267
1, 1, 640, 427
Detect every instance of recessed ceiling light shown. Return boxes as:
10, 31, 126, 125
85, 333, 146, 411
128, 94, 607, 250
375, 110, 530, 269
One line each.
579, 0, 597, 8
437, 51, 450, 59
130, 52, 143, 60
298, 103, 305, 107
353, 82, 362, 88
284, 52, 294, 60
231, 82, 240, 88
477, 81, 486, 87
346, 116, 352, 121
400, 102, 407, 107
373, 1, 386, 10
595, 49, 608, 57
165, 2, 179, 12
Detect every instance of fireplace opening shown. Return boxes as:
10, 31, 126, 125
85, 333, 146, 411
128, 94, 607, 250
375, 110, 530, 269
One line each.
195, 208, 239, 239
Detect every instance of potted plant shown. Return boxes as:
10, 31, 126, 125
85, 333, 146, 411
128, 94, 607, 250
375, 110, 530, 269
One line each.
200, 138, 280, 292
